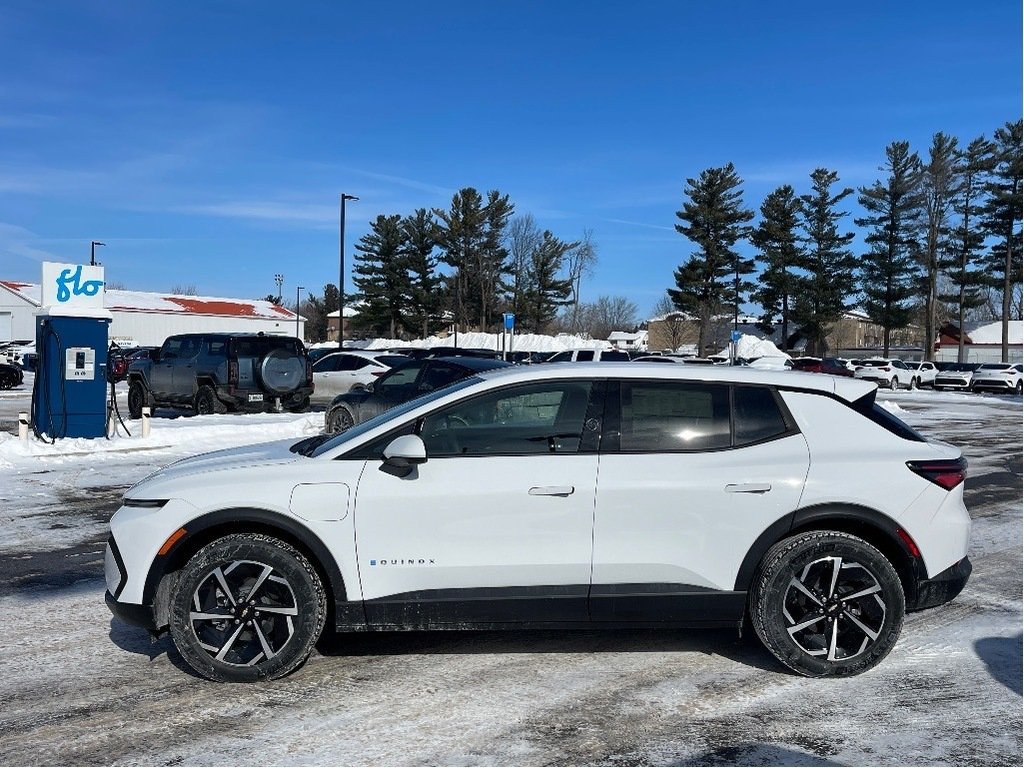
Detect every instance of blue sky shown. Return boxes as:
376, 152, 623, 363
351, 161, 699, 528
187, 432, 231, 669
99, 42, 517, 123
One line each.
1, 1, 1020, 319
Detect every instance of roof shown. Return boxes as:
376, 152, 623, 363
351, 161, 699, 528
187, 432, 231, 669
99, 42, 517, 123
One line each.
475, 361, 875, 402
0, 281, 298, 321
965, 320, 1023, 345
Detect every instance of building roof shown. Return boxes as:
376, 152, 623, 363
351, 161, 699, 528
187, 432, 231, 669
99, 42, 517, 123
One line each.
0, 281, 298, 320
965, 320, 1023, 345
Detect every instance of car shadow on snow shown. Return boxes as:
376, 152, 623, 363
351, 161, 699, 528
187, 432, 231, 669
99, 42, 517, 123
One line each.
680, 743, 845, 766
107, 619, 208, 680
316, 626, 786, 674
975, 633, 1023, 696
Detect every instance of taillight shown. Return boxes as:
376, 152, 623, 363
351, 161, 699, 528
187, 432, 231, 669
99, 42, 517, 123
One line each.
228, 360, 239, 386
306, 360, 313, 384
371, 370, 386, 377
907, 457, 967, 490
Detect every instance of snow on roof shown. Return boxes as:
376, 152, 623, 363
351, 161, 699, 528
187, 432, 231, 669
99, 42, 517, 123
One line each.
608, 331, 646, 342
0, 281, 297, 320
327, 308, 360, 318
967, 320, 1023, 345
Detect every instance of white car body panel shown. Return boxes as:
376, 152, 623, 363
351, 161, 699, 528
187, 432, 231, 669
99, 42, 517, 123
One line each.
970, 364, 1022, 392
853, 360, 915, 389
592, 433, 810, 592
352, 454, 598, 602
907, 361, 938, 386
311, 352, 394, 404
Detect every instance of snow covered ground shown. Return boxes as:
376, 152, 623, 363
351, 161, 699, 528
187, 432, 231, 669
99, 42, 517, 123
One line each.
0, 380, 1020, 765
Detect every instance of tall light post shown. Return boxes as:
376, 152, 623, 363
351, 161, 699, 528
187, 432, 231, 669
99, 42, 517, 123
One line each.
339, 193, 359, 348
296, 286, 305, 342
274, 273, 284, 301
90, 241, 105, 266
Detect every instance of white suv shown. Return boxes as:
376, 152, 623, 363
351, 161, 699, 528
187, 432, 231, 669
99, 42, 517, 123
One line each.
105, 364, 972, 682
853, 358, 917, 389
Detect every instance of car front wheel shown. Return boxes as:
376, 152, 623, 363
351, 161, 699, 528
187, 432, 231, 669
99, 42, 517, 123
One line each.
127, 380, 150, 419
169, 533, 326, 683
327, 405, 355, 434
750, 530, 905, 677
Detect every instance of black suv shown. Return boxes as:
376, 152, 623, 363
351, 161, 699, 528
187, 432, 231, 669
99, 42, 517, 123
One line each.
127, 333, 313, 417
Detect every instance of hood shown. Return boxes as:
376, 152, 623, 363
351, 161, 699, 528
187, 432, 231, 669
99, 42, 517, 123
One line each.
126, 437, 302, 499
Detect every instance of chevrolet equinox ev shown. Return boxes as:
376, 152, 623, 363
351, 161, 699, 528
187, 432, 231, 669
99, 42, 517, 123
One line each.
105, 364, 972, 682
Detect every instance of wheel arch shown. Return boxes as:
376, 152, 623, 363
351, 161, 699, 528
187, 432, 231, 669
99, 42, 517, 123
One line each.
143, 507, 347, 630
734, 503, 921, 603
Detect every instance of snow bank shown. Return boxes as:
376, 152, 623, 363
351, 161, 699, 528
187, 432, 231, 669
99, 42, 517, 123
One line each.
717, 334, 790, 360
335, 332, 608, 354
0, 411, 321, 469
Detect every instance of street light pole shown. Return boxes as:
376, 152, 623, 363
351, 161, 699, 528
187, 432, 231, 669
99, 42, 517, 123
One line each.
339, 193, 359, 348
296, 286, 305, 342
90, 241, 105, 266
275, 273, 284, 301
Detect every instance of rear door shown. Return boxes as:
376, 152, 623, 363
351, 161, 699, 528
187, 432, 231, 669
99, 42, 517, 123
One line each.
590, 380, 810, 622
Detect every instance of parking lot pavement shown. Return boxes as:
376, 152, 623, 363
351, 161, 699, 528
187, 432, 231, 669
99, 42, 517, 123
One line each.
0, 390, 1020, 766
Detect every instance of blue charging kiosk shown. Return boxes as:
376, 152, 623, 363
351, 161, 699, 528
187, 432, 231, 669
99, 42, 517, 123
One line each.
31, 262, 112, 440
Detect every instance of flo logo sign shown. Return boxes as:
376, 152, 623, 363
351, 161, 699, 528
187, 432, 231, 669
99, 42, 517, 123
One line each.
41, 262, 106, 309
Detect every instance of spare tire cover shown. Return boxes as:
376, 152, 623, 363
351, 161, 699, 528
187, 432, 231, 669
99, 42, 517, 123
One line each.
259, 348, 305, 395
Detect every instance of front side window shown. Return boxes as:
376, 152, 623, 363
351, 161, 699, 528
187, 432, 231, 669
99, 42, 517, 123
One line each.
160, 337, 184, 359
615, 381, 731, 451
420, 381, 593, 456
547, 351, 573, 363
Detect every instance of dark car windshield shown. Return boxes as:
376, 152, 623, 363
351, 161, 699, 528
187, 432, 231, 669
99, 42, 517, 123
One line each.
302, 376, 482, 458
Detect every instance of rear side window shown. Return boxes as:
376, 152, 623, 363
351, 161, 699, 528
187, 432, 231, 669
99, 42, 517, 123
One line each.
229, 337, 302, 357
734, 386, 789, 445
852, 393, 925, 442
616, 381, 731, 451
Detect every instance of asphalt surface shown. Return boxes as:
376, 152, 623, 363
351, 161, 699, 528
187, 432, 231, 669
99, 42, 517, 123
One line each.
0, 385, 1021, 766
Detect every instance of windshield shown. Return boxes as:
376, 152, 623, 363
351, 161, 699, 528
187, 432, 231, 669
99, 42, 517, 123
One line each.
303, 376, 482, 458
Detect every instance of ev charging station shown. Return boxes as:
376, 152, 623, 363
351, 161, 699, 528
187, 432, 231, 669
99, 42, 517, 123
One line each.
31, 262, 111, 440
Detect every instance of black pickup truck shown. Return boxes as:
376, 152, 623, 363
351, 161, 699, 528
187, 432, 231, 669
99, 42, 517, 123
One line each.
126, 333, 313, 417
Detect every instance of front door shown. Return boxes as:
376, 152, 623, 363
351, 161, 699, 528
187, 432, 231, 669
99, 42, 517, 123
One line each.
353, 379, 601, 626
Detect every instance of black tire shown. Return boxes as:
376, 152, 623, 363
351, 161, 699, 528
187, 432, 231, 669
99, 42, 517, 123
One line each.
287, 396, 310, 414
749, 531, 905, 678
127, 380, 151, 420
910, 377, 919, 390
169, 533, 326, 683
1016, 380, 1022, 396
889, 376, 899, 390
193, 385, 226, 416
326, 404, 356, 434
0, 370, 16, 390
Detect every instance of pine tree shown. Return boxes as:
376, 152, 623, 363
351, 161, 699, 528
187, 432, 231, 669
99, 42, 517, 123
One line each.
402, 208, 443, 338
939, 136, 994, 363
918, 133, 960, 360
856, 141, 925, 356
669, 163, 754, 353
750, 185, 802, 345
981, 120, 1023, 360
792, 169, 858, 356
351, 214, 409, 339
434, 188, 487, 335
522, 230, 576, 332
478, 190, 515, 330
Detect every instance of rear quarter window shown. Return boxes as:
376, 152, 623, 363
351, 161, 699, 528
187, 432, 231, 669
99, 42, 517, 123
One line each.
733, 386, 791, 445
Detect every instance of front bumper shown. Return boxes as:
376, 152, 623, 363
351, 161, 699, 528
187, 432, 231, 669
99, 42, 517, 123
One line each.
934, 378, 971, 389
105, 590, 158, 631
908, 556, 972, 611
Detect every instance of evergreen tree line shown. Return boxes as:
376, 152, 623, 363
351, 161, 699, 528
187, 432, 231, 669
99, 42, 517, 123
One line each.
669, 120, 1022, 361
344, 187, 600, 339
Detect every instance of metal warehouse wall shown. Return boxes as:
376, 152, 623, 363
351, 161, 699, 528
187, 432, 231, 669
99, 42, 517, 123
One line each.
109, 311, 305, 347
0, 289, 37, 342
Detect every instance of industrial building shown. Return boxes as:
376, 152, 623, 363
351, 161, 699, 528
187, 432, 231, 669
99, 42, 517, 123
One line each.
0, 280, 304, 347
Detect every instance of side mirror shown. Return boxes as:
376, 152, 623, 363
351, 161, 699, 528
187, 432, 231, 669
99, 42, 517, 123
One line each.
380, 434, 427, 478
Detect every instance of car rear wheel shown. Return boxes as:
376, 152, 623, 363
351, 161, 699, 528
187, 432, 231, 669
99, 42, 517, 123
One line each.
169, 533, 326, 683
750, 530, 905, 678
889, 377, 899, 390
194, 385, 225, 416
1016, 380, 1022, 396
910, 377, 919, 390
0, 369, 17, 389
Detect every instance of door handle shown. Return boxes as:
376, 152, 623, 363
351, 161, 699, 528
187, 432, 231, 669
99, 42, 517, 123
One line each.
725, 483, 772, 494
528, 486, 575, 497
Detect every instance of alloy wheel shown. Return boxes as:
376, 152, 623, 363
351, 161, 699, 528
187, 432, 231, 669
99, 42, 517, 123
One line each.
783, 555, 886, 662
189, 560, 299, 667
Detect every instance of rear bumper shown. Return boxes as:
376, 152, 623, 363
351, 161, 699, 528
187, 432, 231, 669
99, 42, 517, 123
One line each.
908, 556, 972, 611
218, 386, 313, 410
971, 380, 1017, 391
